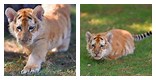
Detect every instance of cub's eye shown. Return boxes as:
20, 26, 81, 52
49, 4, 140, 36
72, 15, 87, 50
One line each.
100, 45, 104, 47
29, 26, 35, 32
16, 26, 22, 31
92, 44, 95, 47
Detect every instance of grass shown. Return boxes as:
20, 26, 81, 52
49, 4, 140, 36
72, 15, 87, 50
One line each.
80, 4, 152, 76
4, 5, 76, 76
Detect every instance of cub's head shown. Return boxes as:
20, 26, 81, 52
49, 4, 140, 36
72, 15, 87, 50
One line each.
5, 5, 44, 46
86, 31, 112, 60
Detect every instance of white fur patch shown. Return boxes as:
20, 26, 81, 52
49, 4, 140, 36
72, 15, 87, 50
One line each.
91, 40, 96, 45
28, 19, 36, 32
100, 40, 105, 45
16, 19, 22, 26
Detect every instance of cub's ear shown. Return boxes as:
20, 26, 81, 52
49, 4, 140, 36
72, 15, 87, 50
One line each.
106, 32, 113, 43
86, 31, 92, 42
33, 5, 44, 21
5, 8, 17, 23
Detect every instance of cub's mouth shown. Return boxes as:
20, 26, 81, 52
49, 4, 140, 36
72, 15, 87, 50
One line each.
93, 56, 102, 60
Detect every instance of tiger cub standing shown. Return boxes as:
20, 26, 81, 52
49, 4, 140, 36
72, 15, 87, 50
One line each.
86, 29, 152, 60
5, 4, 71, 74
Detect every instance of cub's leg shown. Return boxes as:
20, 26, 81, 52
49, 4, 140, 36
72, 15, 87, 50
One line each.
57, 36, 70, 52
21, 41, 48, 74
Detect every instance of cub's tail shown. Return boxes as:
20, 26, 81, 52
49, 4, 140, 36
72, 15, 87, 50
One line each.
133, 31, 152, 41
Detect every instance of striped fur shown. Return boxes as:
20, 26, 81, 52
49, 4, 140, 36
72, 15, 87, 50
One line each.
86, 29, 151, 60
133, 31, 152, 41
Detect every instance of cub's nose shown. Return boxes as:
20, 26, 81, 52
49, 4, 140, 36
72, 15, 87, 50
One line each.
94, 51, 99, 54
20, 38, 31, 43
21, 39, 28, 43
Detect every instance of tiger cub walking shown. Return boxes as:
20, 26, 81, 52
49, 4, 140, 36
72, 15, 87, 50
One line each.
5, 4, 71, 74
86, 29, 152, 60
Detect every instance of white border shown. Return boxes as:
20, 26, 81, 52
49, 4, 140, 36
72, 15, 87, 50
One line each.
1, 0, 155, 80
152, 2, 155, 77
76, 3, 80, 77
0, 0, 4, 77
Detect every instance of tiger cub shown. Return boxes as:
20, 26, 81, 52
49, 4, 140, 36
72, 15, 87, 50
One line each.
5, 4, 71, 74
86, 29, 152, 60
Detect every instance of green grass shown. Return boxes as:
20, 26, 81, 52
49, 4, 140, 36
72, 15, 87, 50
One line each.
4, 5, 76, 76
80, 4, 152, 76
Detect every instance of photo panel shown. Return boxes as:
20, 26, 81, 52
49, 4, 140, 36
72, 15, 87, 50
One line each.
4, 4, 76, 76
80, 4, 152, 76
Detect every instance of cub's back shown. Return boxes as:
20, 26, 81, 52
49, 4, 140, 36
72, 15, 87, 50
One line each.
42, 4, 71, 28
110, 29, 134, 45
107, 29, 135, 59
42, 4, 71, 44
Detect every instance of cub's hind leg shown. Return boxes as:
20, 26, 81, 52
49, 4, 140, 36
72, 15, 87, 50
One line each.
57, 36, 70, 52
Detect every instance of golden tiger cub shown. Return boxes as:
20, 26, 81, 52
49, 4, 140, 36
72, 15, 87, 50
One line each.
5, 4, 71, 74
86, 29, 152, 60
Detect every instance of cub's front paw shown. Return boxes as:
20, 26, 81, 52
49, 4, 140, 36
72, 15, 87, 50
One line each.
21, 64, 41, 74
